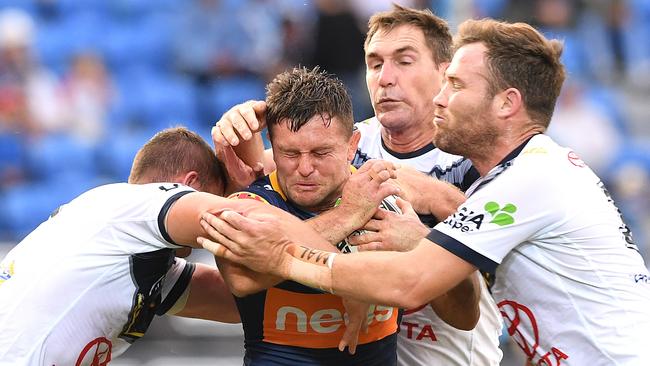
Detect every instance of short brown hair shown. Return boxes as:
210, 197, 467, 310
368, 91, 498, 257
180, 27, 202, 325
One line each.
129, 126, 225, 191
265, 66, 353, 139
454, 18, 566, 127
365, 4, 452, 66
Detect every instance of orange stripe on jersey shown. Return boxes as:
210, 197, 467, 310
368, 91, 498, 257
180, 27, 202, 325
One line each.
263, 287, 398, 348
227, 192, 269, 204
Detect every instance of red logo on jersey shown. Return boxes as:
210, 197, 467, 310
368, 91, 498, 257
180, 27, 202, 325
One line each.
498, 300, 568, 365
567, 151, 586, 167
227, 192, 269, 204
75, 337, 112, 366
399, 305, 438, 342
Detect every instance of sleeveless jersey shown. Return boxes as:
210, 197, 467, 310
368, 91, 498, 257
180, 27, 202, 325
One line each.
0, 183, 196, 365
429, 134, 650, 365
229, 171, 399, 365
353, 117, 503, 366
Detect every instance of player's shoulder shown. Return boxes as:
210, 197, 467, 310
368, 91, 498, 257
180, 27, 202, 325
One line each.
228, 175, 284, 207
512, 134, 582, 180
470, 135, 575, 203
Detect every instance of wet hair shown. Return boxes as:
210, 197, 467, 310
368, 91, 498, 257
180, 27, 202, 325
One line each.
265, 66, 354, 139
454, 18, 566, 127
128, 126, 225, 192
365, 4, 452, 66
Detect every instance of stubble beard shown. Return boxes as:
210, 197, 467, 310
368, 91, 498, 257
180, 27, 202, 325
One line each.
433, 105, 499, 160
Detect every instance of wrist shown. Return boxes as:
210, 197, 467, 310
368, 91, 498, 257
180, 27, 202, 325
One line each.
336, 201, 368, 229
285, 244, 336, 293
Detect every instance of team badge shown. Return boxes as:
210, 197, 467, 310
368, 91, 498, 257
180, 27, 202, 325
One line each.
228, 192, 269, 204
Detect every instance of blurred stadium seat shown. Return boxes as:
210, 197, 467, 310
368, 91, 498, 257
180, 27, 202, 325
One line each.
25, 133, 97, 181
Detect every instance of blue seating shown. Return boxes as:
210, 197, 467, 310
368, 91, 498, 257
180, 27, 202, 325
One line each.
0, 132, 26, 180
96, 129, 152, 181
209, 75, 266, 120
102, 13, 172, 71
112, 66, 198, 132
1, 172, 103, 241
24, 134, 97, 182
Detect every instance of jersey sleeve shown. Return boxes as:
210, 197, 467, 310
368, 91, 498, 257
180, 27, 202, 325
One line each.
156, 257, 196, 315
427, 156, 563, 274
115, 183, 195, 250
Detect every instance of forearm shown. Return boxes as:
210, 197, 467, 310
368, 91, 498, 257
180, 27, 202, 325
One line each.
395, 168, 465, 220
424, 180, 465, 221
218, 259, 283, 297
283, 239, 476, 309
429, 271, 481, 331
308, 205, 364, 244
174, 263, 240, 323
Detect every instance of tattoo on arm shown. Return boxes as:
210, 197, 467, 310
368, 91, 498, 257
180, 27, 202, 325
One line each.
285, 245, 337, 293
296, 246, 331, 267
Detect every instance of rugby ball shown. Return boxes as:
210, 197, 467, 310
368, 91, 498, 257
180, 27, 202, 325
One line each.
335, 195, 401, 253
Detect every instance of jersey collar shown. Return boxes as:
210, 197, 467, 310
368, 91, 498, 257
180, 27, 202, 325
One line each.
381, 138, 436, 159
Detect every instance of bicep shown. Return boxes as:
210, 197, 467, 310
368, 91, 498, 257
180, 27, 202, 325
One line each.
165, 192, 230, 248
165, 192, 272, 248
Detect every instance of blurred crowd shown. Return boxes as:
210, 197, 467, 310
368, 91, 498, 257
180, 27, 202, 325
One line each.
0, 0, 648, 260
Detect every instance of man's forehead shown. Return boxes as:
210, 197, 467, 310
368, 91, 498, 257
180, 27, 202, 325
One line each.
366, 24, 427, 56
272, 115, 347, 143
446, 43, 488, 77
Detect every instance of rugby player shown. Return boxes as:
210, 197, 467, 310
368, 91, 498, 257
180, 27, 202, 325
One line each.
0, 127, 328, 365
202, 19, 650, 365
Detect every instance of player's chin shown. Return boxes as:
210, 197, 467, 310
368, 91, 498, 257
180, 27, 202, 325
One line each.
291, 196, 322, 209
377, 110, 410, 127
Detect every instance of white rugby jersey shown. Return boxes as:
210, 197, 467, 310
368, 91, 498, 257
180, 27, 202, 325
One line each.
353, 117, 503, 366
352, 117, 478, 192
0, 183, 196, 365
429, 134, 650, 365
397, 274, 502, 366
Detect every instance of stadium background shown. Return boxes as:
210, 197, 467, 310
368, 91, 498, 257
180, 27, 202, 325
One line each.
0, 0, 648, 364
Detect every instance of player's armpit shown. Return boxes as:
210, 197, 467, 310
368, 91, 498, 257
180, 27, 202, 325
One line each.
428, 272, 481, 331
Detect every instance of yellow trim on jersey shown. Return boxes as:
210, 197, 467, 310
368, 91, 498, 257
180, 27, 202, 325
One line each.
269, 171, 287, 201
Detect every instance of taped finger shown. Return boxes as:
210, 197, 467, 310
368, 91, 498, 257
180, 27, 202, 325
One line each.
197, 236, 229, 258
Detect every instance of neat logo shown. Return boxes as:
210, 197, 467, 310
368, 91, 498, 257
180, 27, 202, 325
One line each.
443, 207, 485, 232
275, 304, 394, 334
485, 201, 517, 226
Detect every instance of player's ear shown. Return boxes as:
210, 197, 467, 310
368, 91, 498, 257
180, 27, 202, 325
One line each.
496, 87, 522, 119
347, 128, 361, 161
182, 171, 200, 190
